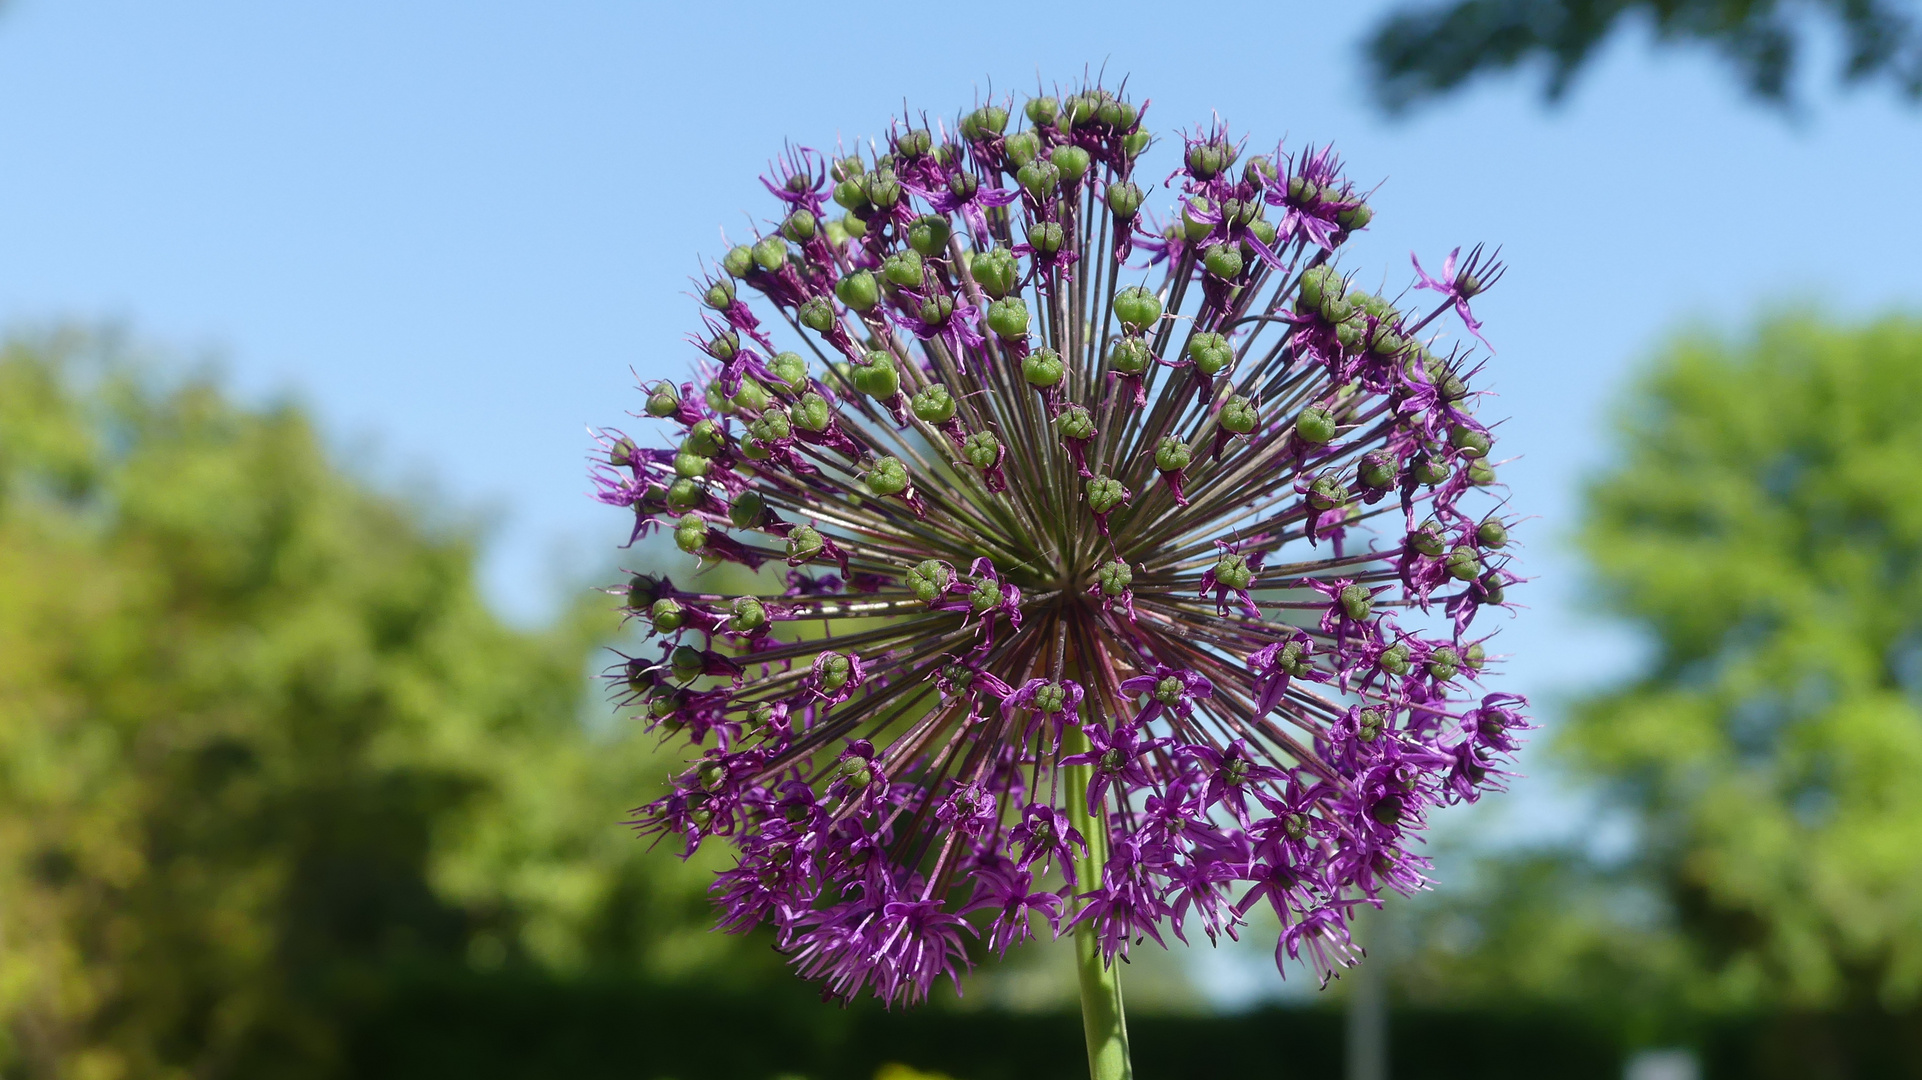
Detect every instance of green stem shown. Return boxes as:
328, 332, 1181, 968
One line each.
1064, 726, 1133, 1080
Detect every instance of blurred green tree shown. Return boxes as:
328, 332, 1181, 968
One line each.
1364, 0, 1922, 111
0, 329, 759, 1078
1393, 315, 1922, 1067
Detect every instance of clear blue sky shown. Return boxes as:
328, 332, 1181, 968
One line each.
3, 0, 1920, 997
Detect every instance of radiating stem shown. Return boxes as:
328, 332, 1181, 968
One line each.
1064, 724, 1133, 1080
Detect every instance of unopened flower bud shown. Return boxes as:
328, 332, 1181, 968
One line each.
1294, 406, 1338, 444
1023, 348, 1065, 388
1155, 437, 1192, 472
987, 297, 1030, 340
906, 559, 953, 603
835, 270, 880, 311
1111, 286, 1162, 332
1097, 558, 1133, 596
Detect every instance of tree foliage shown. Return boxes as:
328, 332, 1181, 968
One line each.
1567, 313, 1922, 1011
0, 330, 758, 1078
1364, 0, 1922, 111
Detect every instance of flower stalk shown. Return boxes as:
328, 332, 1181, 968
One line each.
1066, 723, 1132, 1080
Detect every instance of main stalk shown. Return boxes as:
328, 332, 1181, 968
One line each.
1064, 724, 1133, 1080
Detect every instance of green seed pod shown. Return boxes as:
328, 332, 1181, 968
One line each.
1055, 404, 1095, 442
961, 105, 1009, 138
666, 478, 704, 509
728, 596, 767, 633
1410, 449, 1451, 487
1445, 545, 1483, 581
1339, 583, 1373, 621
863, 169, 902, 211
1298, 264, 1344, 312
834, 755, 870, 788
673, 514, 708, 554
1215, 552, 1254, 590
1244, 217, 1278, 250
1187, 332, 1234, 376
1155, 437, 1192, 472
1480, 571, 1506, 603
986, 297, 1030, 340
1085, 474, 1127, 514
1449, 424, 1492, 458
1112, 285, 1161, 331
673, 451, 710, 479
1181, 199, 1215, 242
1468, 459, 1498, 485
895, 128, 933, 159
910, 384, 956, 424
703, 279, 736, 310
1427, 646, 1460, 682
728, 376, 770, 413
607, 436, 638, 468
970, 247, 1020, 298
817, 651, 852, 691
1336, 202, 1373, 230
905, 559, 953, 603
1033, 681, 1065, 713
1202, 243, 1244, 280
1051, 144, 1091, 184
1106, 180, 1145, 218
682, 419, 721, 457
882, 250, 924, 289
1477, 518, 1509, 548
1357, 449, 1398, 491
962, 430, 1001, 469
907, 214, 951, 256
865, 456, 910, 497
1358, 707, 1386, 741
1220, 395, 1258, 434
831, 156, 865, 182
729, 490, 766, 529
1097, 558, 1133, 596
786, 524, 824, 562
919, 294, 955, 327
1465, 642, 1487, 670
1294, 406, 1338, 444
1307, 473, 1348, 510
1121, 130, 1152, 158
768, 351, 808, 391
797, 296, 836, 333
706, 331, 740, 362
1378, 642, 1411, 676
670, 645, 706, 683
1026, 220, 1065, 254
970, 574, 1003, 613
645, 687, 681, 719
1409, 520, 1447, 557
646, 382, 681, 417
1108, 337, 1151, 375
1024, 95, 1059, 127
837, 213, 868, 239
793, 392, 832, 432
738, 436, 770, 461
751, 236, 788, 273
835, 270, 880, 311
722, 244, 754, 278
625, 573, 661, 611
1186, 141, 1232, 180
779, 208, 817, 242
1022, 348, 1065, 388
747, 407, 790, 443
1002, 130, 1041, 168
1273, 639, 1314, 677
851, 353, 901, 399
650, 598, 685, 633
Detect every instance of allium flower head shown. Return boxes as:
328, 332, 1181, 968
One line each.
594, 79, 1529, 1006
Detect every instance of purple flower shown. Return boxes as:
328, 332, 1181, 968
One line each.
598, 77, 1528, 1005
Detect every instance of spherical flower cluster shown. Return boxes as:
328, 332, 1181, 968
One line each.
593, 79, 1528, 1007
